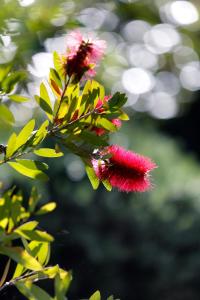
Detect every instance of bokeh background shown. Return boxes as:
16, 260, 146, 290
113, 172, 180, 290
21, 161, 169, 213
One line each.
1, 0, 200, 299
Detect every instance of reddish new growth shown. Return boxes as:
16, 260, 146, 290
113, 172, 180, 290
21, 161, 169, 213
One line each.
65, 31, 106, 80
92, 96, 122, 136
92, 145, 157, 192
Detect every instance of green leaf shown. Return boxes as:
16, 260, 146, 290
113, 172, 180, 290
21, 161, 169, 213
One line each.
36, 202, 57, 215
108, 92, 127, 110
55, 269, 72, 300
14, 119, 35, 151
53, 51, 65, 81
35, 83, 53, 121
50, 68, 62, 88
102, 180, 112, 192
34, 148, 63, 158
8, 160, 48, 181
96, 118, 117, 132
0, 259, 11, 288
2, 71, 26, 94
85, 165, 100, 190
15, 229, 54, 242
0, 246, 42, 271
28, 187, 40, 213
6, 132, 17, 158
89, 290, 101, 300
9, 94, 30, 102
17, 281, 53, 300
32, 120, 49, 146
15, 221, 38, 232
0, 65, 11, 82
0, 104, 14, 125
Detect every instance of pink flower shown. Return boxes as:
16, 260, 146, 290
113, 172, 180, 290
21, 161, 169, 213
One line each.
65, 31, 106, 80
92, 145, 157, 192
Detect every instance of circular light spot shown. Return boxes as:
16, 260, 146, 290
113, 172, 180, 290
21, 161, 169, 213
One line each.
170, 1, 199, 25
144, 24, 181, 54
149, 92, 178, 119
28, 53, 53, 78
173, 46, 199, 68
155, 71, 181, 96
64, 155, 85, 181
127, 44, 158, 69
122, 20, 151, 42
122, 68, 155, 94
180, 62, 200, 91
18, 0, 35, 6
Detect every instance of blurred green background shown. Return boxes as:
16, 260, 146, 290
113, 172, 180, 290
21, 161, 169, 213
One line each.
2, 0, 200, 299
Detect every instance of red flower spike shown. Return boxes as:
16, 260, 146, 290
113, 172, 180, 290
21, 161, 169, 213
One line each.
64, 31, 106, 80
92, 145, 157, 192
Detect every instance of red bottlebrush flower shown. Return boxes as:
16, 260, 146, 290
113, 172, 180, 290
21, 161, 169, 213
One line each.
92, 145, 157, 192
64, 31, 106, 80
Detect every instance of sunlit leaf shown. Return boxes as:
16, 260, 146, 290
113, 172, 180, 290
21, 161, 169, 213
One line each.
8, 160, 48, 181
34, 148, 63, 158
9, 94, 30, 102
0, 246, 42, 271
89, 290, 101, 300
14, 119, 35, 151
36, 202, 57, 215
2, 71, 26, 94
85, 165, 100, 190
6, 133, 17, 158
0, 104, 14, 125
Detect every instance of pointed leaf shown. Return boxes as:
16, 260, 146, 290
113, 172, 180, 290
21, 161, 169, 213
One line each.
6, 132, 17, 158
14, 119, 35, 151
34, 148, 63, 158
85, 165, 100, 190
89, 290, 101, 300
8, 160, 48, 181
0, 246, 42, 271
9, 95, 30, 102
0, 104, 14, 125
36, 202, 57, 215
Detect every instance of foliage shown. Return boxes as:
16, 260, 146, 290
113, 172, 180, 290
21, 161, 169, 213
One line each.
0, 22, 154, 298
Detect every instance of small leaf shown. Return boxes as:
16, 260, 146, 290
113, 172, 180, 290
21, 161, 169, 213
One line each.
102, 180, 112, 192
0, 246, 42, 271
15, 229, 54, 242
17, 281, 53, 300
89, 290, 101, 300
35, 95, 53, 120
53, 51, 65, 81
0, 259, 11, 287
108, 92, 127, 110
15, 221, 38, 232
2, 71, 26, 94
85, 165, 100, 190
50, 68, 62, 88
32, 120, 49, 146
28, 187, 40, 213
36, 202, 57, 215
0, 104, 14, 125
34, 148, 63, 158
9, 95, 30, 102
96, 118, 117, 132
14, 119, 35, 151
6, 132, 17, 158
8, 160, 48, 181
55, 269, 72, 300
